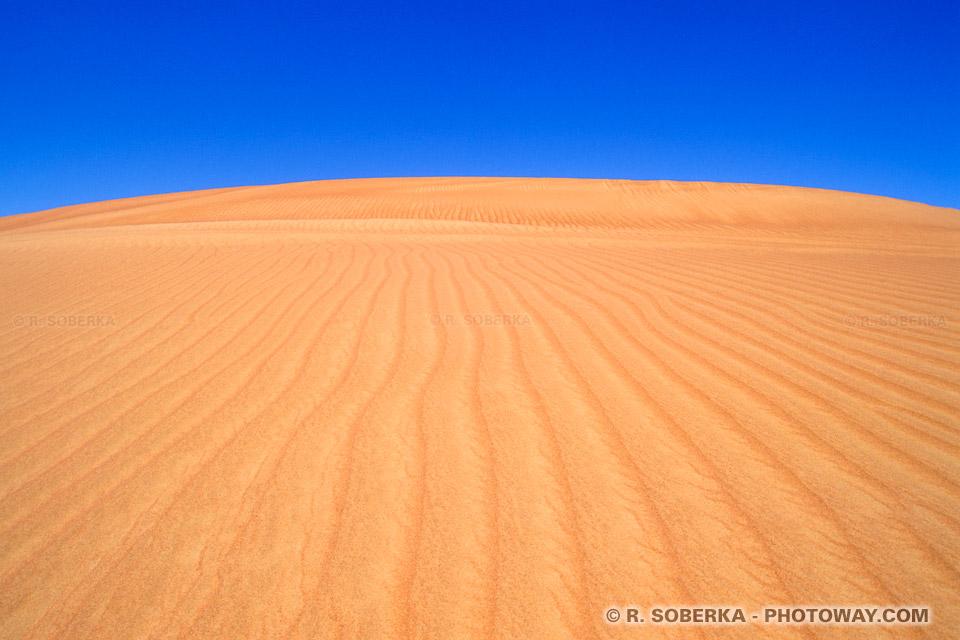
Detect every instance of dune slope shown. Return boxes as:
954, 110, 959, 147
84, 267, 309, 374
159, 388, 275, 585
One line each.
1, 178, 958, 639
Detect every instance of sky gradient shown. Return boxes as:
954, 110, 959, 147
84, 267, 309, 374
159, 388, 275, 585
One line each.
3, 0, 958, 215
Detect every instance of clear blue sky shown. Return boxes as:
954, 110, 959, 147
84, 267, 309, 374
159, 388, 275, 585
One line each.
3, 0, 958, 215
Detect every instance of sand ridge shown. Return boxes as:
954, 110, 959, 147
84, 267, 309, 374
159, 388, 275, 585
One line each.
0, 178, 958, 639
3, 177, 959, 233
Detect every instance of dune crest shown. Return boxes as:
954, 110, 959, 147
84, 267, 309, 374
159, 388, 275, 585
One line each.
3, 178, 959, 233
1, 178, 958, 639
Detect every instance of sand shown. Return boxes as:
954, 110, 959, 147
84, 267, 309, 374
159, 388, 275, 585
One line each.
0, 178, 958, 639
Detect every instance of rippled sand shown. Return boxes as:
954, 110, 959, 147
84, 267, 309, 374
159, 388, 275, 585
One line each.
1, 178, 958, 639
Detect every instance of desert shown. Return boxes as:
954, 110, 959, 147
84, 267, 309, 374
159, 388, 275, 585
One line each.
0, 177, 958, 638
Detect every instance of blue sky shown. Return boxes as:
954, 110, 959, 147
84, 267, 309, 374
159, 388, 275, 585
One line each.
2, 0, 958, 215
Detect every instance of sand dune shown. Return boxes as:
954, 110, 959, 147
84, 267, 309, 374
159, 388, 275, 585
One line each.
1, 178, 958, 639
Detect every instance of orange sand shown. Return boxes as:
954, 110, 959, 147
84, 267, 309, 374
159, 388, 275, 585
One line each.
1, 178, 958, 639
